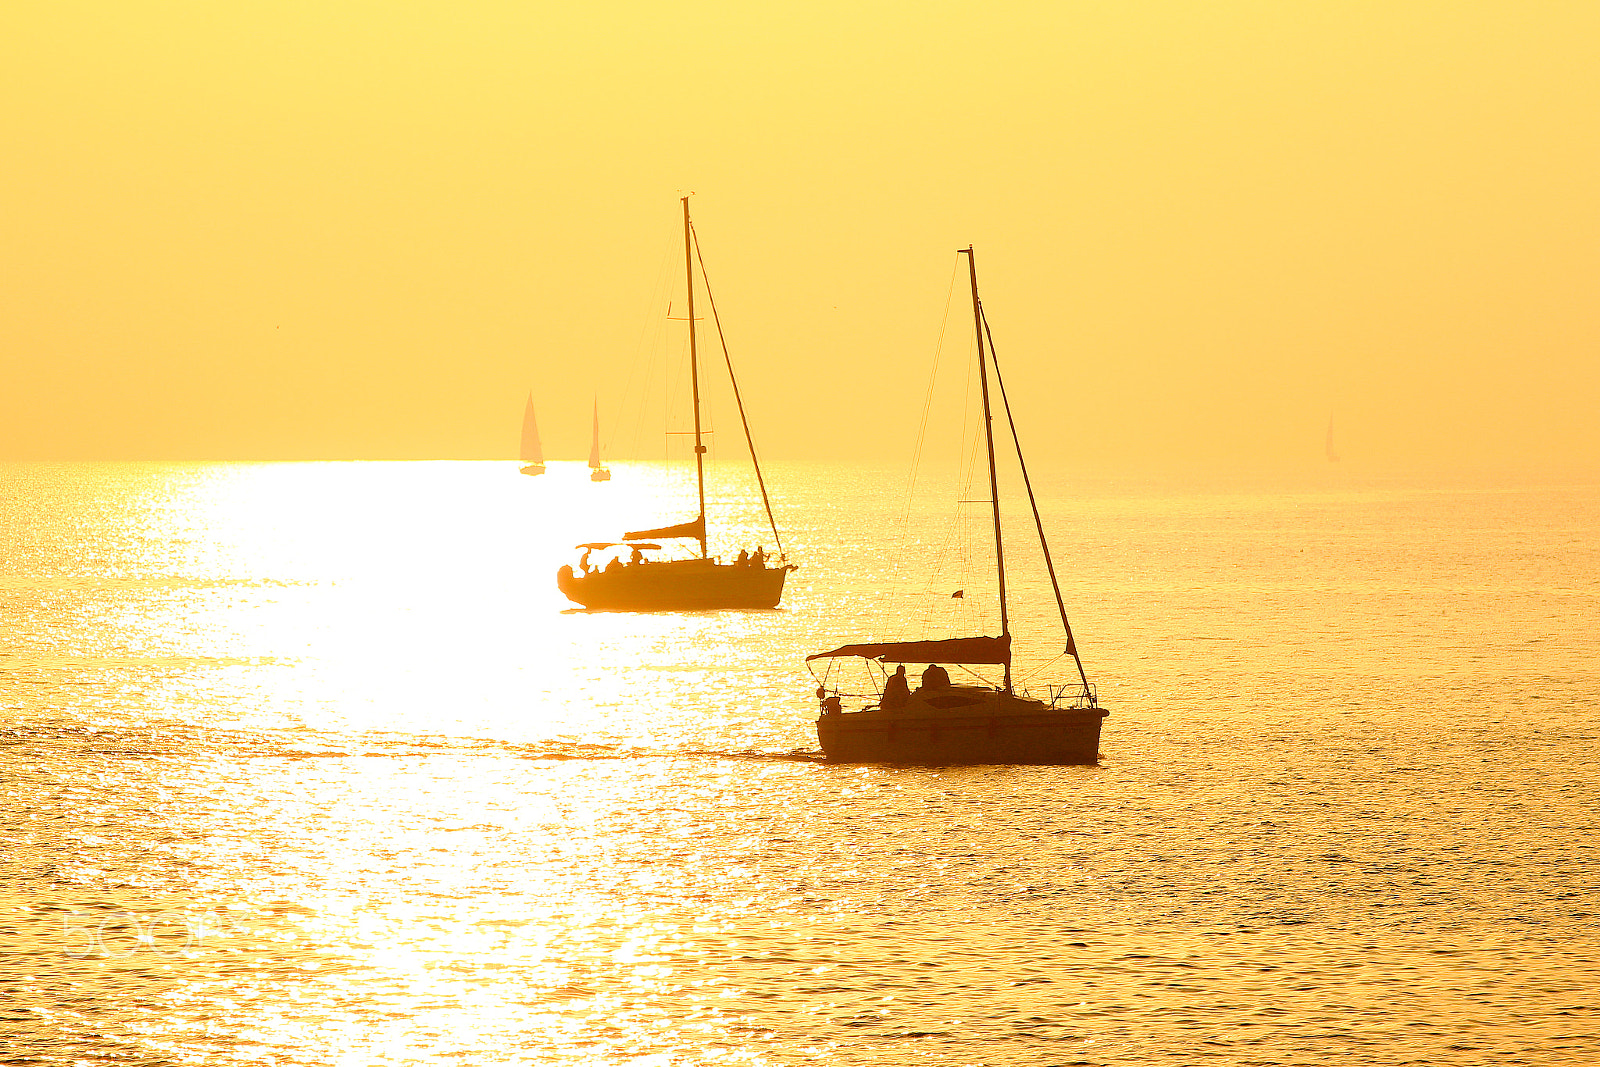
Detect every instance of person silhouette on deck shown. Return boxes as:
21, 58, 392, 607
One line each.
736, 549, 749, 567
880, 665, 910, 712
630, 546, 644, 565
753, 546, 767, 567
919, 663, 951, 692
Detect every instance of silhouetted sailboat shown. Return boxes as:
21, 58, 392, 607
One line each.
519, 395, 545, 476
806, 247, 1108, 764
588, 399, 611, 482
556, 198, 794, 610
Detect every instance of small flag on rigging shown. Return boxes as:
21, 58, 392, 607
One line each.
951, 590, 964, 598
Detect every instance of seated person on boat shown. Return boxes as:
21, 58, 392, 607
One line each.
805, 637, 1009, 716
568, 542, 662, 575
880, 665, 910, 712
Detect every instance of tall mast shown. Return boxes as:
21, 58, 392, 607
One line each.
683, 196, 708, 558
962, 247, 1011, 694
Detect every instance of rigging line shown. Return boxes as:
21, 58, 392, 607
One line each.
918, 472, 977, 635
948, 396, 988, 628
980, 306, 1091, 695
921, 493, 984, 639
916, 414, 990, 638
688, 220, 786, 560
619, 230, 679, 460
925, 405, 982, 622
916, 321, 984, 637
918, 505, 959, 633
1015, 653, 1067, 687
663, 334, 690, 462
894, 258, 964, 599
952, 663, 997, 687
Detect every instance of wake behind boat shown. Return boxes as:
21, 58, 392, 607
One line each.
557, 198, 794, 611
807, 248, 1108, 764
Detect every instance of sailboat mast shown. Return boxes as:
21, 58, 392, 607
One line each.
963, 247, 1011, 694
683, 196, 708, 558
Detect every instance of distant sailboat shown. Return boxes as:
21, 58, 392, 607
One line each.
588, 399, 611, 482
520, 395, 545, 476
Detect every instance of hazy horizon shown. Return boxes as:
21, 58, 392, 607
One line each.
5, 3, 1597, 476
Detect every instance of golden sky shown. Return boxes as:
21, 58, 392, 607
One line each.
4, 1, 1596, 474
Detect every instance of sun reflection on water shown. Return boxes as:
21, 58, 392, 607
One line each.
6, 463, 1600, 1064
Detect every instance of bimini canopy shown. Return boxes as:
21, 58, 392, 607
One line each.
805, 635, 1011, 665
623, 516, 705, 542
575, 542, 661, 550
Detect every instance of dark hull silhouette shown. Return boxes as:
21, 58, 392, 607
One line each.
816, 685, 1107, 765
558, 558, 788, 610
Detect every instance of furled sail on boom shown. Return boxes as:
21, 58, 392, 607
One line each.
623, 516, 706, 542
805, 635, 1012, 665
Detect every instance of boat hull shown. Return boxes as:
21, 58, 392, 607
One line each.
815, 688, 1107, 765
558, 558, 789, 610
520, 464, 545, 476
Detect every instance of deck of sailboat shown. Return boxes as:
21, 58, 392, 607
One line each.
558, 558, 789, 610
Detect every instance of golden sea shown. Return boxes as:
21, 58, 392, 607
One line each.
3, 459, 1597, 1065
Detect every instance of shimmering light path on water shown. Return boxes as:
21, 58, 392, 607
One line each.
3, 461, 1597, 1065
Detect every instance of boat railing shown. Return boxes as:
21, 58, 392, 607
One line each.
1039, 681, 1097, 709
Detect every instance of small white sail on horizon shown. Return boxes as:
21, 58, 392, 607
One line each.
589, 398, 611, 481
520, 394, 545, 476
